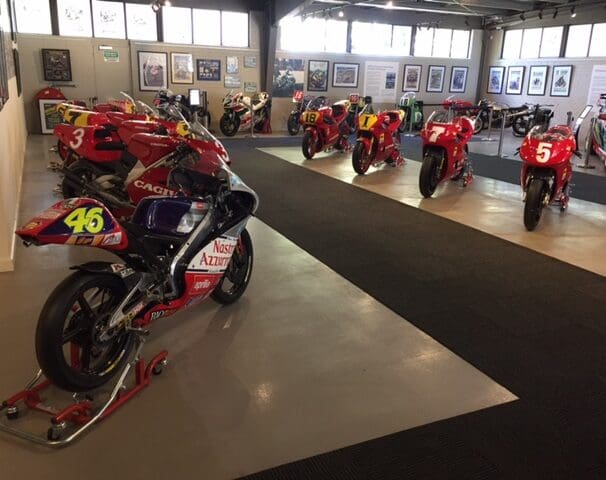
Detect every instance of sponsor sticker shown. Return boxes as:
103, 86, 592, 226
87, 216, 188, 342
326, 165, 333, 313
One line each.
102, 232, 122, 246
188, 236, 238, 273
37, 209, 63, 220
23, 221, 41, 230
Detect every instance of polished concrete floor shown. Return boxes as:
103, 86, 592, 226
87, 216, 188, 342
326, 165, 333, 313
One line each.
260, 142, 606, 277
0, 136, 515, 477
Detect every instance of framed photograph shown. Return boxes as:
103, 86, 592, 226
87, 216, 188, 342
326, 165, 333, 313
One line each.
332, 62, 359, 88
550, 65, 573, 97
487, 66, 505, 94
307, 60, 329, 92
197, 59, 220, 81
506, 66, 525, 95
39, 99, 64, 134
449, 66, 468, 93
170, 52, 193, 85
138, 51, 167, 91
225, 75, 241, 89
244, 81, 257, 93
244, 56, 257, 68
527, 66, 548, 96
273, 58, 304, 97
226, 56, 239, 74
42, 49, 72, 82
402, 64, 422, 92
426, 65, 445, 93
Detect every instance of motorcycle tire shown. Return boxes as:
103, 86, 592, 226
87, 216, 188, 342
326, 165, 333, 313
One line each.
524, 178, 547, 231
61, 160, 97, 199
419, 151, 442, 198
302, 131, 318, 159
512, 116, 529, 137
219, 113, 239, 137
35, 271, 136, 392
211, 229, 253, 305
473, 116, 484, 135
352, 141, 372, 175
287, 113, 300, 136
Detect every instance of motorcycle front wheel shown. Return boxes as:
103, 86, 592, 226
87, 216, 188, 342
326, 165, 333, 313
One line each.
419, 151, 442, 198
302, 131, 319, 159
352, 141, 372, 174
512, 116, 529, 137
219, 113, 239, 137
287, 113, 300, 136
35, 272, 136, 392
211, 229, 253, 305
524, 178, 547, 231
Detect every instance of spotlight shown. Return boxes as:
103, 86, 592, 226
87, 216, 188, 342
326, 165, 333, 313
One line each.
464, 16, 469, 26
571, 7, 576, 18
520, 12, 526, 21
338, 9, 344, 17
538, 10, 543, 20
386, 1, 393, 8
553, 9, 558, 19
150, 0, 170, 12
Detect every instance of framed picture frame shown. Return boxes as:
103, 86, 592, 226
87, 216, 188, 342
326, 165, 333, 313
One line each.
307, 60, 329, 92
426, 65, 445, 93
402, 65, 422, 92
197, 59, 220, 81
550, 65, 573, 97
487, 66, 505, 94
449, 66, 468, 93
527, 66, 548, 96
505, 66, 525, 95
244, 56, 257, 68
138, 51, 168, 91
225, 75, 241, 89
170, 52, 193, 85
332, 62, 359, 88
226, 56, 239, 74
42, 49, 72, 82
39, 99, 64, 134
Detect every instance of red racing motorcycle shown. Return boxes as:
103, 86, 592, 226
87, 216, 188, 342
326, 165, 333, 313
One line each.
519, 105, 592, 230
301, 98, 354, 159
419, 110, 475, 198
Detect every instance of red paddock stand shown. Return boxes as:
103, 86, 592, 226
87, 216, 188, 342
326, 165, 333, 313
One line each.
0, 336, 167, 447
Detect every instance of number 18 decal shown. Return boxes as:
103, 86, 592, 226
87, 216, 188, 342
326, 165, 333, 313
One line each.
536, 142, 552, 163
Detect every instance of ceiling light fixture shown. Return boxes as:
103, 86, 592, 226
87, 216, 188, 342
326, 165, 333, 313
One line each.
386, 1, 393, 8
150, 0, 170, 12
538, 10, 543, 20
520, 12, 526, 21
571, 7, 576, 18
338, 9, 344, 17
553, 8, 558, 19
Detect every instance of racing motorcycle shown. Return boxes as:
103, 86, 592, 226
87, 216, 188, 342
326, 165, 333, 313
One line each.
589, 93, 606, 168
512, 104, 554, 137
287, 91, 324, 136
352, 99, 404, 175
398, 93, 424, 133
15, 154, 258, 394
418, 108, 475, 198
301, 97, 355, 159
519, 105, 592, 231
154, 89, 211, 127
219, 91, 271, 137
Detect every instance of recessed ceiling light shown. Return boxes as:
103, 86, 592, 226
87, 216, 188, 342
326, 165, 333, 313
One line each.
571, 7, 576, 18
338, 9, 344, 17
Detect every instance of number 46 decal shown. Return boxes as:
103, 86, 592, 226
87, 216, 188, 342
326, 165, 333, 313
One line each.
64, 207, 105, 234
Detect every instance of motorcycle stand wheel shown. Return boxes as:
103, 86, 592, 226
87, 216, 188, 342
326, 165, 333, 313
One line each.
419, 152, 442, 198
302, 131, 319, 159
524, 178, 547, 231
352, 142, 372, 175
211, 229, 254, 305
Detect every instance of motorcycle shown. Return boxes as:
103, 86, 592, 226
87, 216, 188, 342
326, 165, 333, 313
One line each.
15, 154, 258, 394
287, 91, 323, 136
512, 104, 554, 137
300, 97, 354, 159
589, 93, 606, 168
474, 99, 511, 134
398, 92, 424, 133
154, 89, 211, 127
352, 99, 405, 175
418, 107, 475, 198
519, 105, 592, 231
219, 91, 271, 137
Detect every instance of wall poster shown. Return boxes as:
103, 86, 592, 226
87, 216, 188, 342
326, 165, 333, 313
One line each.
39, 99, 64, 134
527, 66, 548, 96
226, 56, 239, 74
225, 74, 241, 89
244, 56, 257, 68
307, 60, 328, 92
426, 65, 445, 93
364, 61, 399, 103
272, 58, 304, 97
550, 65, 572, 97
197, 59, 221, 81
487, 66, 505, 94
137, 51, 167, 91
42, 49, 72, 82
587, 65, 606, 105
449, 66, 468, 93
402, 65, 422, 92
244, 81, 257, 93
505, 66, 525, 95
170, 52, 194, 85
332, 62, 358, 88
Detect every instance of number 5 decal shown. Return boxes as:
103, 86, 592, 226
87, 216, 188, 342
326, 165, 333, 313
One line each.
70, 128, 85, 150
536, 142, 552, 163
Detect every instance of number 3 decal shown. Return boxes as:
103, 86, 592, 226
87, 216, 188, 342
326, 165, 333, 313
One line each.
69, 128, 85, 150
536, 142, 552, 163
64, 207, 105, 234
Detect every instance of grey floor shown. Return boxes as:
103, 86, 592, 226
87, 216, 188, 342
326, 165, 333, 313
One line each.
0, 137, 515, 477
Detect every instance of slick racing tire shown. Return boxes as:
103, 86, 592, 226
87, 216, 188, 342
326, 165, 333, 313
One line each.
61, 160, 97, 199
524, 178, 547, 231
419, 152, 442, 198
35, 272, 135, 392
211, 229, 253, 305
287, 113, 300, 136
219, 113, 239, 137
302, 131, 319, 159
352, 141, 372, 175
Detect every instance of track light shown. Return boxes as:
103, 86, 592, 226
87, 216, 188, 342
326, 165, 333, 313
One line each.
150, 0, 170, 12
338, 9, 344, 17
386, 1, 393, 8
553, 8, 558, 19
520, 12, 526, 21
571, 7, 576, 18
538, 10, 543, 20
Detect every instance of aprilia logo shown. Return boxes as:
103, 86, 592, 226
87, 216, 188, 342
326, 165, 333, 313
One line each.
133, 180, 176, 196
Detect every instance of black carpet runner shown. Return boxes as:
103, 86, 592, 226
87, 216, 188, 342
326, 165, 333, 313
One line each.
223, 138, 606, 479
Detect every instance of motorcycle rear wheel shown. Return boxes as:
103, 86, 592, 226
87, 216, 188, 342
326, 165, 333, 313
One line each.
211, 229, 253, 305
302, 131, 318, 159
512, 116, 529, 137
287, 113, 300, 136
419, 152, 442, 198
524, 178, 547, 231
220, 113, 239, 137
61, 160, 96, 198
35, 272, 135, 392
352, 141, 372, 175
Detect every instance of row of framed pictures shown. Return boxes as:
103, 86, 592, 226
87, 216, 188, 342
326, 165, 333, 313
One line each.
487, 65, 573, 97
138, 51, 257, 91
402, 65, 469, 94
